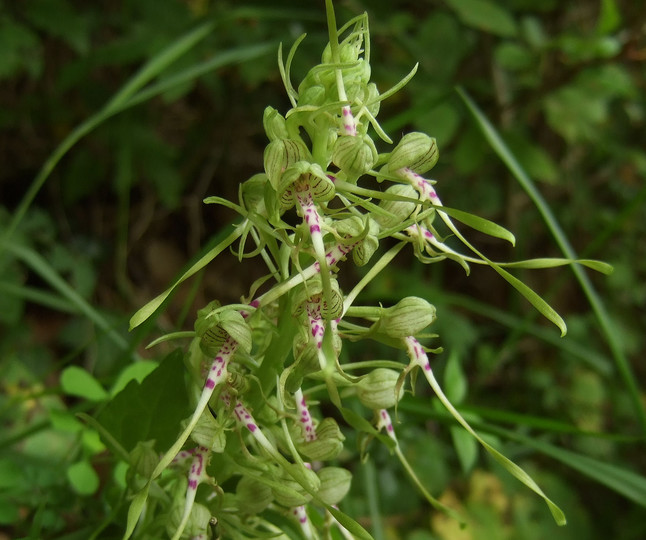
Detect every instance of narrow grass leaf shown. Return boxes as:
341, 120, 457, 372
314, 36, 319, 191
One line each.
501, 258, 614, 274
437, 205, 516, 245
490, 263, 567, 336
458, 86, 646, 432
421, 366, 567, 525
129, 226, 242, 329
326, 504, 374, 540
474, 421, 646, 507
105, 21, 214, 112
2, 240, 130, 350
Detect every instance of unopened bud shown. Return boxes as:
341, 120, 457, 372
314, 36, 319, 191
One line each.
357, 368, 403, 410
293, 276, 344, 321
128, 440, 158, 481
166, 502, 211, 539
271, 464, 320, 507
332, 134, 377, 181
389, 132, 439, 175
370, 297, 436, 338
240, 173, 268, 215
263, 106, 289, 141
316, 467, 352, 506
298, 84, 326, 107
195, 304, 252, 356
190, 410, 226, 453
264, 138, 311, 188
236, 475, 274, 514
299, 417, 345, 461
374, 184, 419, 230
277, 161, 335, 208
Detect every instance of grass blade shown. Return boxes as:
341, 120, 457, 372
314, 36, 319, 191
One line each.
2, 239, 130, 352
457, 86, 646, 433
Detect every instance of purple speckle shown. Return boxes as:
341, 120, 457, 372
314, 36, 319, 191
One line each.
188, 480, 197, 489
205, 379, 215, 389
247, 423, 257, 432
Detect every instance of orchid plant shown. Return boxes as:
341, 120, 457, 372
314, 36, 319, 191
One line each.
119, 2, 611, 539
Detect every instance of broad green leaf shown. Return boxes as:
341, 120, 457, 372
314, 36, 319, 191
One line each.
97, 350, 189, 451
129, 226, 242, 329
61, 366, 108, 401
445, 0, 517, 37
109, 361, 159, 396
67, 460, 100, 496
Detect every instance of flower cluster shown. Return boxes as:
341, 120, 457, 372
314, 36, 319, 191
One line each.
123, 5, 577, 539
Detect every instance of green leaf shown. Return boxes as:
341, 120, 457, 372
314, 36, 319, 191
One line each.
450, 426, 479, 474
501, 258, 613, 274
61, 366, 108, 401
458, 87, 646, 433
445, 0, 518, 37
597, 0, 622, 34
0, 17, 42, 79
129, 226, 242, 329
438, 205, 516, 245
419, 366, 567, 525
25, 0, 90, 55
491, 264, 567, 336
67, 460, 100, 496
326, 504, 374, 540
97, 350, 189, 451
1, 239, 130, 351
109, 361, 159, 396
444, 352, 467, 403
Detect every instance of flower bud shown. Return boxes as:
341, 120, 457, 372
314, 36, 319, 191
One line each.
263, 106, 289, 141
166, 501, 211, 539
190, 410, 226, 453
357, 368, 403, 410
236, 475, 274, 515
353, 219, 380, 267
298, 84, 326, 107
240, 173, 268, 215
263, 138, 311, 188
365, 82, 380, 118
332, 134, 377, 181
316, 467, 352, 506
388, 132, 439, 175
194, 304, 252, 356
277, 161, 335, 208
299, 417, 345, 461
292, 276, 344, 321
370, 297, 436, 338
374, 184, 419, 230
128, 440, 158, 481
271, 464, 320, 507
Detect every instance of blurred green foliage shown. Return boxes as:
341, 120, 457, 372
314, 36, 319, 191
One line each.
0, 0, 644, 539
